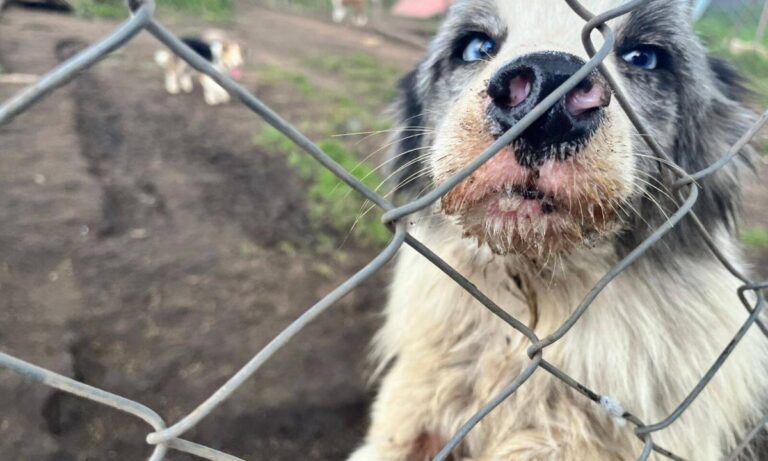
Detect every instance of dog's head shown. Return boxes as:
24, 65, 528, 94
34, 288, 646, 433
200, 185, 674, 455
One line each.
204, 30, 245, 80
218, 41, 245, 80
391, 0, 753, 262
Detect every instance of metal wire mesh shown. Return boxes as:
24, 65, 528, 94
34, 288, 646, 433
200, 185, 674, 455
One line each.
1, 0, 768, 460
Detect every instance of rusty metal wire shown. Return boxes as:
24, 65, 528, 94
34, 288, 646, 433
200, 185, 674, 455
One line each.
1, 0, 768, 460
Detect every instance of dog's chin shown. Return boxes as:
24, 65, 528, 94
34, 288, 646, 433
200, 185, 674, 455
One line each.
432, 122, 633, 260
445, 186, 621, 259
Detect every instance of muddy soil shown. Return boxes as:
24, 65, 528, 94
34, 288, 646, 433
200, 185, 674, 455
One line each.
0, 6, 420, 460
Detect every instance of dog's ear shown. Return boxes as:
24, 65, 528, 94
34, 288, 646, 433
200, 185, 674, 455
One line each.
388, 68, 428, 201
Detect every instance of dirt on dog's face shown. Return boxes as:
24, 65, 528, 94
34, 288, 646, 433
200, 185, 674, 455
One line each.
395, 0, 746, 260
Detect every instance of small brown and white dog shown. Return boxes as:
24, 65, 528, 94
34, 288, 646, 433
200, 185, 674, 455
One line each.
154, 30, 244, 106
348, 0, 768, 460
331, 0, 369, 27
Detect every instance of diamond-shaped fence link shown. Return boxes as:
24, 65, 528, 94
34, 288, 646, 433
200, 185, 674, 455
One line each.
1, 0, 768, 460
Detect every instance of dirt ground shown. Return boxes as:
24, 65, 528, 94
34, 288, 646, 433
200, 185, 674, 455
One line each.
0, 5, 420, 461
0, 4, 767, 461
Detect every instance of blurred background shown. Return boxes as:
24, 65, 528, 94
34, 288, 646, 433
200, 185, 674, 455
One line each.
0, 0, 766, 460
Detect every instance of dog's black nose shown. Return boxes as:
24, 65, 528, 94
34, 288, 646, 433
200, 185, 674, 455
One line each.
487, 52, 611, 168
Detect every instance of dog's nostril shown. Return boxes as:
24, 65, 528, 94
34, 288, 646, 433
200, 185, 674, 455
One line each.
565, 81, 611, 117
509, 75, 532, 108
488, 68, 534, 108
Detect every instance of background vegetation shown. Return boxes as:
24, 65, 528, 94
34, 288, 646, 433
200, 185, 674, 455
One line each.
72, 0, 233, 20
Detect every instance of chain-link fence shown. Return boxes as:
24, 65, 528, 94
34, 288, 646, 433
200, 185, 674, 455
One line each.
1, 0, 768, 460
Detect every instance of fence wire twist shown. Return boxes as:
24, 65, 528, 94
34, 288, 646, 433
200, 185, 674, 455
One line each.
1, 1, 768, 460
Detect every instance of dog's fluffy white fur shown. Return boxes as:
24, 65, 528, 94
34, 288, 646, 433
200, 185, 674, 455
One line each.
352, 224, 766, 460
349, 0, 768, 460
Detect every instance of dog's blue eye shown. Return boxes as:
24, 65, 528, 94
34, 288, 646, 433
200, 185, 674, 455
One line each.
462, 35, 496, 62
621, 46, 659, 70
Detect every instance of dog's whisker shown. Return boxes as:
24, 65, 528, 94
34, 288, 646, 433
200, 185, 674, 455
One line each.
334, 127, 435, 148
332, 127, 434, 138
343, 164, 434, 236
345, 132, 430, 178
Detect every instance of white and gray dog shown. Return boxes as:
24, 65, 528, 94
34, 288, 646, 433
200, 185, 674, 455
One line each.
349, 0, 768, 460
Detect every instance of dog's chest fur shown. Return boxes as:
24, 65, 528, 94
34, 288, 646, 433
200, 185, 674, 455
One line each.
373, 222, 768, 460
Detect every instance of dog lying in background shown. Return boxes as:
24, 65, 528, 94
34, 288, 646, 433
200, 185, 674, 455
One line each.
348, 0, 768, 460
331, 0, 368, 27
154, 30, 244, 106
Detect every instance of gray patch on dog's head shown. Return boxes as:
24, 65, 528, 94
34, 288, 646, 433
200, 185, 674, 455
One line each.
611, 0, 754, 257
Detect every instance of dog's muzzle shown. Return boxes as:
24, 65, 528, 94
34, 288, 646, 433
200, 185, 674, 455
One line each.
486, 52, 611, 168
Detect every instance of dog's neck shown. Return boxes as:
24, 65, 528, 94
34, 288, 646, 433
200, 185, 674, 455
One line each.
403, 215, 744, 333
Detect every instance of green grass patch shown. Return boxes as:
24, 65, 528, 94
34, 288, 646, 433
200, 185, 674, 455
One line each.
742, 227, 768, 248
259, 54, 401, 118
257, 0, 330, 15
697, 8, 768, 49
305, 52, 400, 132
72, 0, 125, 18
696, 11, 768, 154
306, 52, 400, 102
258, 66, 316, 97
253, 53, 406, 249
696, 11, 768, 103
254, 126, 391, 249
72, 0, 232, 20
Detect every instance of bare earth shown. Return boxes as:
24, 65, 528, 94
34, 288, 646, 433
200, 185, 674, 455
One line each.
0, 5, 420, 461
0, 4, 766, 461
